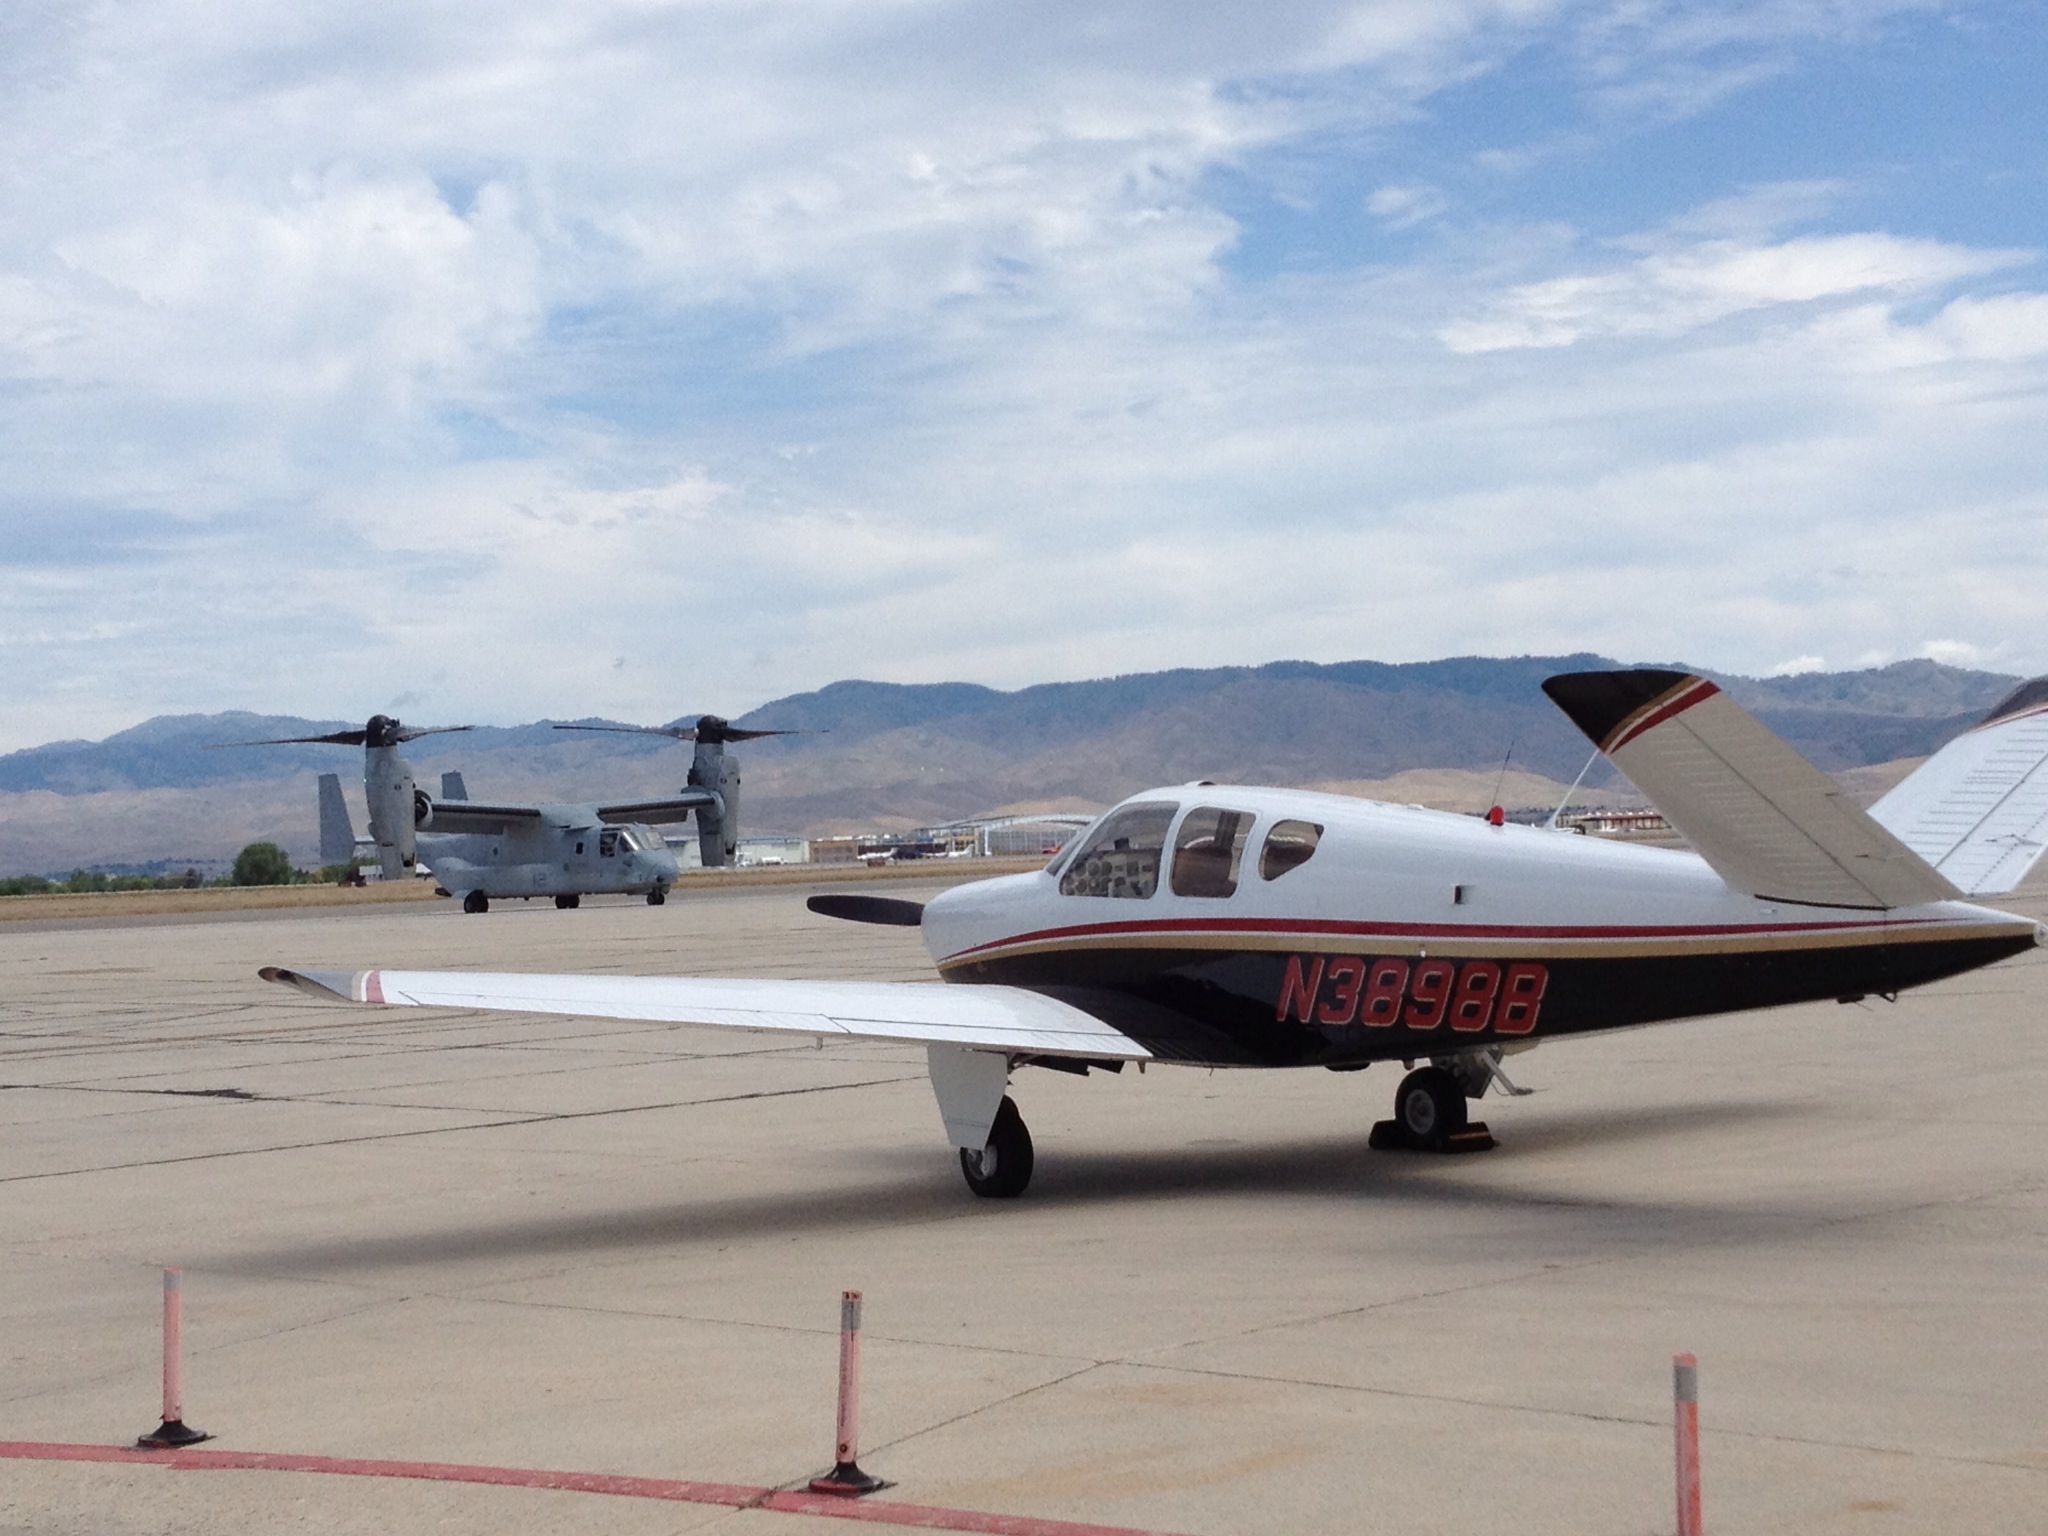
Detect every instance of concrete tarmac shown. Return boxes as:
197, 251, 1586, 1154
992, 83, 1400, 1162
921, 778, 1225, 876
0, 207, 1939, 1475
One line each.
2, 874, 2044, 1534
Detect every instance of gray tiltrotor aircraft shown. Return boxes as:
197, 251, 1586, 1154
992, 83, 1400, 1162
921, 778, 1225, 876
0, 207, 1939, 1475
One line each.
234, 713, 778, 913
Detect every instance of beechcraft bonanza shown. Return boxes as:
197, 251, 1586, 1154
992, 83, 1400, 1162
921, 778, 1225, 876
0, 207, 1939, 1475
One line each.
225, 713, 784, 912
265, 671, 2048, 1196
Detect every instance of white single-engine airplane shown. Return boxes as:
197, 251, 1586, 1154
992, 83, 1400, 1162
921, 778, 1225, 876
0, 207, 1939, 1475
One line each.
265, 670, 2048, 1198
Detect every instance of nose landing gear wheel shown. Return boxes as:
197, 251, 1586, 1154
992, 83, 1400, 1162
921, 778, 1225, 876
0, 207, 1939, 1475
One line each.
461, 890, 489, 914
647, 885, 667, 906
554, 894, 580, 909
1395, 1066, 1466, 1148
959, 1096, 1034, 1198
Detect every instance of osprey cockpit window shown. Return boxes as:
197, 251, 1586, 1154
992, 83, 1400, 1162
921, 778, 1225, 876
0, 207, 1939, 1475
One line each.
1259, 819, 1323, 880
598, 829, 622, 858
1057, 801, 1176, 899
1169, 807, 1253, 898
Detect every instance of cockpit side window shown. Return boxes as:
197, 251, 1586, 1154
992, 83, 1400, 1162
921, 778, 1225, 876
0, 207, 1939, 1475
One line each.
1169, 807, 1252, 899
599, 828, 621, 857
1259, 819, 1323, 880
1057, 802, 1176, 899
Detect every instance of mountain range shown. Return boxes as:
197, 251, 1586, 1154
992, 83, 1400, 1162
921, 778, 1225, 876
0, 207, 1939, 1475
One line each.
0, 654, 2020, 875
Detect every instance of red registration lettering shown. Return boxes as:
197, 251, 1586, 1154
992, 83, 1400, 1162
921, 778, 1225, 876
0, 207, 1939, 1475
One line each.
1496, 962, 1548, 1035
1405, 961, 1453, 1030
1317, 956, 1366, 1026
1276, 954, 1326, 1024
1359, 959, 1408, 1027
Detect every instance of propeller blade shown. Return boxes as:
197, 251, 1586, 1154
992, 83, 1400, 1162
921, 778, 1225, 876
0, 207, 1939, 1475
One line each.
208, 730, 369, 748
553, 720, 817, 744
806, 893, 926, 927
553, 723, 699, 741
391, 725, 475, 744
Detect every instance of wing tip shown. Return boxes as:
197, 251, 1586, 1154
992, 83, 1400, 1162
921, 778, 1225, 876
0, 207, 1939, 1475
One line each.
259, 966, 364, 1002
1542, 669, 1708, 752
1976, 675, 2048, 731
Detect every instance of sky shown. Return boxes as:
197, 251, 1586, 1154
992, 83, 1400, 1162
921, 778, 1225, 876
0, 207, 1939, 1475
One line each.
3, 0, 2045, 750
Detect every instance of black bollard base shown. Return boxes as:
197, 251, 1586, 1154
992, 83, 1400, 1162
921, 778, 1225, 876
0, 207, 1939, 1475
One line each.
807, 1460, 888, 1497
137, 1419, 213, 1449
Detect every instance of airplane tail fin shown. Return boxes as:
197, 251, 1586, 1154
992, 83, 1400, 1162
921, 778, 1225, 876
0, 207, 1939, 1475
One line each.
1543, 670, 1960, 910
1868, 678, 2048, 895
317, 773, 357, 866
440, 770, 469, 801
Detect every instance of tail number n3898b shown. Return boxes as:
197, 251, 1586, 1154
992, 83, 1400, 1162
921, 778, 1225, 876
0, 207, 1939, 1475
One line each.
1276, 955, 1548, 1035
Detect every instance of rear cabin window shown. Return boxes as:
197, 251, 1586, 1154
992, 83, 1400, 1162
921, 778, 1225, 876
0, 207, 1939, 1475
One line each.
1259, 819, 1323, 880
1057, 802, 1176, 899
1169, 807, 1253, 899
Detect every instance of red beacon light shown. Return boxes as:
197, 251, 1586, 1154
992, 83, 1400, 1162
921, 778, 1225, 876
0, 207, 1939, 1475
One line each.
1486, 805, 1506, 827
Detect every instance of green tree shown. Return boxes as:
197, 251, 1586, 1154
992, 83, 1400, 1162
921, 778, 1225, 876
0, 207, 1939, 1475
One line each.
231, 842, 295, 886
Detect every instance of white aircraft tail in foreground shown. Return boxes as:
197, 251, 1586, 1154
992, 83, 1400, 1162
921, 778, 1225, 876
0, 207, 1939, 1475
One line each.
266, 670, 2047, 1198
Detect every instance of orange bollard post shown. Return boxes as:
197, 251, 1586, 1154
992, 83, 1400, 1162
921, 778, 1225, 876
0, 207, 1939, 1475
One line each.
808, 1290, 885, 1495
137, 1269, 211, 1448
1673, 1353, 1702, 1536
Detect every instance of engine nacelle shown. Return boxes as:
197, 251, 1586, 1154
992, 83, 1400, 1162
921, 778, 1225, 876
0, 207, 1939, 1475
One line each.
362, 747, 419, 877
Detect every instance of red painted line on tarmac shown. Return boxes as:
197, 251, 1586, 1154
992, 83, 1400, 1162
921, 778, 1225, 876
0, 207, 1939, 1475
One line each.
0, 1442, 1185, 1536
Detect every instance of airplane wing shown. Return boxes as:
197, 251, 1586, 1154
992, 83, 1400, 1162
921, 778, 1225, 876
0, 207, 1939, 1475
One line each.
419, 800, 546, 833
1543, 669, 1960, 910
595, 790, 720, 825
260, 968, 1154, 1062
1868, 677, 2048, 895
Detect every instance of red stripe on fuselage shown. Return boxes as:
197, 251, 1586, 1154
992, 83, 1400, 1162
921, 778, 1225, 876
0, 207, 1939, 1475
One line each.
939, 913, 1929, 964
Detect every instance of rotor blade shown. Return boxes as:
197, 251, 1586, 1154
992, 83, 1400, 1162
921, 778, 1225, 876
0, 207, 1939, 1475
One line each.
716, 726, 809, 742
207, 731, 368, 748
391, 725, 475, 743
552, 723, 699, 741
806, 893, 926, 927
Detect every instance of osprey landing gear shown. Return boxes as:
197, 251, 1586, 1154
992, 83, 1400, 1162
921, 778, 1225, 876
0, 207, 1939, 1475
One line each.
959, 1096, 1034, 1198
647, 885, 667, 906
461, 890, 489, 915
1370, 1060, 1499, 1153
554, 894, 580, 909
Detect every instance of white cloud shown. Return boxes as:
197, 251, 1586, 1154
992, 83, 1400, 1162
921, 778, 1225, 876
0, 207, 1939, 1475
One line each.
1769, 655, 1828, 675
1366, 183, 1449, 229
1441, 233, 2031, 353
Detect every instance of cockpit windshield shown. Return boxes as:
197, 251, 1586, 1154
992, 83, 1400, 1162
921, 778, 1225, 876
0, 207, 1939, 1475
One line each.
1057, 801, 1176, 899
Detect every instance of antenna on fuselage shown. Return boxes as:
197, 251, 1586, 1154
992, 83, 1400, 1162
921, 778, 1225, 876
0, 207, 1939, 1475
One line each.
1544, 748, 1602, 830
1485, 740, 1516, 827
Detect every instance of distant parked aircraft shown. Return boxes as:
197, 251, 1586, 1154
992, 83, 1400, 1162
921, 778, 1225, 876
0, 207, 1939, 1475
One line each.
228, 714, 768, 912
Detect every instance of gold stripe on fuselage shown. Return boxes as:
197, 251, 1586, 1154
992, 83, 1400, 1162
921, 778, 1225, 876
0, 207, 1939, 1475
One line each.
935, 919, 2028, 973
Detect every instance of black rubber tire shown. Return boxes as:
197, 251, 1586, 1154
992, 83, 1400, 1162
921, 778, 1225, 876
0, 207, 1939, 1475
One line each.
462, 890, 489, 915
647, 886, 667, 906
959, 1096, 1034, 1198
554, 894, 580, 909
1395, 1066, 1467, 1147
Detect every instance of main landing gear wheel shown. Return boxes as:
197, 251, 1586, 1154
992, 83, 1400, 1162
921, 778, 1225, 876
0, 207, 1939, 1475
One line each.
462, 890, 489, 915
554, 894, 580, 909
959, 1096, 1034, 1199
646, 886, 667, 906
1395, 1066, 1467, 1149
